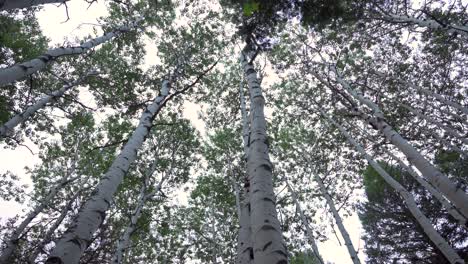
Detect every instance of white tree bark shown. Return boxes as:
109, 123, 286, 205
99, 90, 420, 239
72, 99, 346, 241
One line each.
0, 72, 94, 138
360, 111, 468, 220
321, 110, 464, 264
382, 13, 468, 37
241, 49, 288, 264
0, 0, 67, 11
284, 179, 323, 264
28, 190, 82, 264
333, 70, 468, 220
0, 19, 142, 87
0, 174, 80, 264
45, 80, 170, 264
384, 148, 467, 226
315, 176, 361, 264
237, 73, 253, 264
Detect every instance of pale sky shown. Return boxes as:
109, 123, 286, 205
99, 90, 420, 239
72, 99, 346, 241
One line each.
0, 1, 366, 263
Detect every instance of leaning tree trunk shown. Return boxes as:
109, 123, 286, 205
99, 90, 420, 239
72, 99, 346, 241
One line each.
384, 148, 467, 227
241, 47, 288, 264
0, 18, 142, 87
111, 159, 163, 264
333, 68, 468, 220
315, 176, 361, 264
28, 190, 82, 264
45, 80, 171, 264
380, 13, 468, 37
321, 110, 464, 264
0, 72, 95, 138
237, 73, 253, 264
0, 174, 80, 264
0, 0, 67, 11
284, 179, 323, 264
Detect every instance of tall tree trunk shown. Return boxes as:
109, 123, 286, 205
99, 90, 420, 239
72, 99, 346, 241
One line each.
384, 148, 467, 227
321, 110, 464, 264
380, 13, 468, 37
0, 19, 142, 87
111, 161, 161, 264
0, 72, 94, 138
28, 190, 82, 264
333, 69, 468, 220
237, 71, 253, 264
241, 47, 288, 264
284, 179, 323, 264
0, 0, 67, 11
0, 174, 80, 264
45, 80, 171, 264
315, 176, 361, 264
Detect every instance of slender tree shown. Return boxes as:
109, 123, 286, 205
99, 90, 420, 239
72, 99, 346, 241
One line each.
0, 70, 97, 138
45, 77, 172, 264
320, 108, 464, 264
315, 175, 361, 264
0, 18, 142, 87
331, 67, 468, 220
242, 46, 288, 264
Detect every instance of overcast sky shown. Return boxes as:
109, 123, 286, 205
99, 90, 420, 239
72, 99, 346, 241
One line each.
0, 1, 366, 263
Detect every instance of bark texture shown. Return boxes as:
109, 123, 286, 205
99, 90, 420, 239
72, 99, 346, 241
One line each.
0, 0, 67, 10
322, 111, 464, 264
0, 19, 141, 87
242, 49, 287, 264
45, 81, 170, 264
237, 72, 253, 264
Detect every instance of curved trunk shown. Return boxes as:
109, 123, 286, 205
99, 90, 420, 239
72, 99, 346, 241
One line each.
0, 73, 92, 138
322, 111, 464, 264
45, 81, 170, 264
0, 19, 141, 86
241, 48, 287, 264
0, 0, 67, 11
